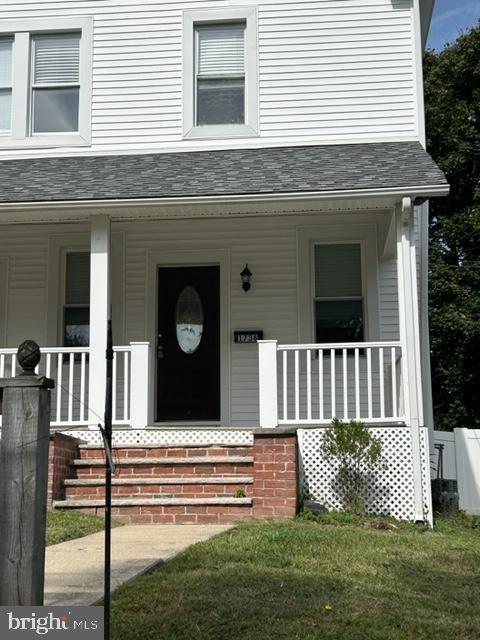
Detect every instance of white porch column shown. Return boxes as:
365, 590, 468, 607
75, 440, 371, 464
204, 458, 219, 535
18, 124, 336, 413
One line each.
396, 198, 425, 520
88, 215, 111, 429
258, 340, 278, 428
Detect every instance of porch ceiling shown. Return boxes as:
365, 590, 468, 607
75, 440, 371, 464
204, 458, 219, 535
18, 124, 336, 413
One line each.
0, 142, 447, 206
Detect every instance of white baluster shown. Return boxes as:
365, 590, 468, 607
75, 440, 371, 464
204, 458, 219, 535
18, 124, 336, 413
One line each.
318, 349, 324, 421
306, 349, 312, 421
68, 352, 74, 423
330, 349, 336, 418
294, 349, 300, 421
355, 348, 360, 419
46, 353, 51, 379
112, 351, 117, 423
56, 353, 62, 423
367, 347, 372, 419
0, 354, 4, 377
343, 348, 348, 419
80, 352, 86, 423
124, 351, 129, 422
282, 350, 287, 421
379, 347, 385, 418
11, 354, 16, 377
391, 347, 397, 418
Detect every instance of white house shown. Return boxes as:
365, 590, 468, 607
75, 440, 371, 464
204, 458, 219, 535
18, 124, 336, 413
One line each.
0, 0, 448, 524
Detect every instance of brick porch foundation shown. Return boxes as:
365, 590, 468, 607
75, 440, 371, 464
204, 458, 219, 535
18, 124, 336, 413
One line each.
50, 429, 299, 523
252, 430, 298, 518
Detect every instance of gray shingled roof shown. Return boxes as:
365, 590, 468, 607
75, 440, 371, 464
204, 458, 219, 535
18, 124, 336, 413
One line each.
0, 142, 447, 204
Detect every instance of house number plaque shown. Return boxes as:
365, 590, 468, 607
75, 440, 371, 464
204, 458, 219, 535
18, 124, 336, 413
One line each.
234, 330, 264, 344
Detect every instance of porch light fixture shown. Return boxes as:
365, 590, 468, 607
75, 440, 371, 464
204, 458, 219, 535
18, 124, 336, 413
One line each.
241, 264, 252, 292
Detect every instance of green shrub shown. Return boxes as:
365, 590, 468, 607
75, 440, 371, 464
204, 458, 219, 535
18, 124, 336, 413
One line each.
320, 418, 383, 515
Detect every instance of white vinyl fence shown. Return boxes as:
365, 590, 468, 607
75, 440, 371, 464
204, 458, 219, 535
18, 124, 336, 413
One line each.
433, 429, 480, 515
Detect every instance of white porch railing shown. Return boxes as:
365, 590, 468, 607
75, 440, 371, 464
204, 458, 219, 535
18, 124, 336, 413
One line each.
258, 340, 404, 428
0, 342, 149, 428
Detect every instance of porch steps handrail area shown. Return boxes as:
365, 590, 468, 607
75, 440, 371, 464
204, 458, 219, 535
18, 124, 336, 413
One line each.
259, 340, 404, 427
0, 344, 140, 428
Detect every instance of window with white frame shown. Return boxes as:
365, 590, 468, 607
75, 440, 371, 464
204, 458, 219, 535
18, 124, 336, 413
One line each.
0, 18, 92, 147
31, 33, 80, 134
314, 244, 364, 343
195, 22, 246, 126
0, 37, 13, 135
64, 252, 90, 347
183, 8, 258, 138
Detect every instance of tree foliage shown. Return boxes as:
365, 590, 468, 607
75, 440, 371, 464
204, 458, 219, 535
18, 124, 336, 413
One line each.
424, 24, 480, 430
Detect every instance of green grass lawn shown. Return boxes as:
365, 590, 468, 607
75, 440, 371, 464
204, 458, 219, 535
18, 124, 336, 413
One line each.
46, 509, 120, 546
110, 512, 480, 640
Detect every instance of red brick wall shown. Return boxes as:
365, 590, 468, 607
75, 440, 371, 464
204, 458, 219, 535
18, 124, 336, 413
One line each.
47, 434, 79, 505
252, 431, 298, 518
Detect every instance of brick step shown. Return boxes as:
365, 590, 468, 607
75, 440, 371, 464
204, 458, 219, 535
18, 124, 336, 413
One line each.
52, 497, 253, 524
64, 476, 253, 499
77, 445, 253, 460
72, 456, 253, 479
64, 475, 253, 486
53, 497, 251, 508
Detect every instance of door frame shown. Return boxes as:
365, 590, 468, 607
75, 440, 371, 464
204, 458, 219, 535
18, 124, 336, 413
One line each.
146, 248, 231, 426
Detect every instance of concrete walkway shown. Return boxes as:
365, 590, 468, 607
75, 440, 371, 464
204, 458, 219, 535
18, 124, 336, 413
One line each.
45, 524, 231, 606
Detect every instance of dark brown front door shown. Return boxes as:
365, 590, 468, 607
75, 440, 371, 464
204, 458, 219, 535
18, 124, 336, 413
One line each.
156, 265, 220, 422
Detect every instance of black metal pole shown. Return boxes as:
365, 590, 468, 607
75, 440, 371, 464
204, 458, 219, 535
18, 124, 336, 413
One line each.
104, 319, 114, 640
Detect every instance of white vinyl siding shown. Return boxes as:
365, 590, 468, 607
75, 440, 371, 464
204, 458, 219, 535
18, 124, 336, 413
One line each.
0, 0, 418, 156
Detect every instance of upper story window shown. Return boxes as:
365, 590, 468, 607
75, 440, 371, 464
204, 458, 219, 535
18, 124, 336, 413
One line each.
31, 33, 80, 134
314, 244, 364, 343
0, 17, 92, 149
195, 23, 246, 127
183, 8, 258, 139
0, 37, 13, 135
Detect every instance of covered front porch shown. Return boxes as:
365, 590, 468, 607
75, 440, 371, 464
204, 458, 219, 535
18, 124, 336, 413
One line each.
0, 199, 420, 437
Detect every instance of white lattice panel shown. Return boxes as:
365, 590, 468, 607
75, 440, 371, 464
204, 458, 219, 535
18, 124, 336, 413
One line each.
298, 426, 432, 522
60, 428, 254, 446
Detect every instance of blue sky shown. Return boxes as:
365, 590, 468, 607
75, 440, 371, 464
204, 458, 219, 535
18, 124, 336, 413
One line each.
427, 0, 479, 50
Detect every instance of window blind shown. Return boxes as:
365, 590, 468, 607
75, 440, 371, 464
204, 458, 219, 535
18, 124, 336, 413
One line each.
197, 23, 245, 76
33, 33, 80, 85
65, 252, 90, 305
315, 244, 362, 298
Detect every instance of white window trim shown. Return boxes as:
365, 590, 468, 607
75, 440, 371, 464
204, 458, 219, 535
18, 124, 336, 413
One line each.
297, 225, 380, 344
0, 16, 92, 149
182, 7, 258, 140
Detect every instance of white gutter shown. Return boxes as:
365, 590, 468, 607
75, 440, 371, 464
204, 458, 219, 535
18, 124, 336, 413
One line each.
0, 183, 449, 212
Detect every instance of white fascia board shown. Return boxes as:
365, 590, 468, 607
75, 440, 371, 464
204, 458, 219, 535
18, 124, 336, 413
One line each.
0, 184, 449, 215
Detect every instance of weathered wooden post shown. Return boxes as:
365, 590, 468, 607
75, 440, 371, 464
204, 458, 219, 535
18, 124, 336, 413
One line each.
0, 340, 54, 605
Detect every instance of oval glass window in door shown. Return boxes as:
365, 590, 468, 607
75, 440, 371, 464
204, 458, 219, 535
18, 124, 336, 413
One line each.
175, 285, 204, 354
